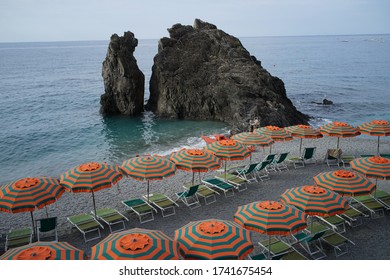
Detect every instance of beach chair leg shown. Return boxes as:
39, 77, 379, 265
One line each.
82, 228, 101, 243
108, 220, 126, 233
202, 194, 217, 205
138, 211, 155, 224
161, 206, 176, 217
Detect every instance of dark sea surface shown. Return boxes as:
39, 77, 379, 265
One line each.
0, 35, 389, 183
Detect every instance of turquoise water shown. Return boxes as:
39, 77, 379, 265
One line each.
0, 35, 389, 183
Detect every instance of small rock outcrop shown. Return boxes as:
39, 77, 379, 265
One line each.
146, 19, 309, 129
100, 32, 145, 116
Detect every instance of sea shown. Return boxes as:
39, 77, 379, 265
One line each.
0, 34, 389, 183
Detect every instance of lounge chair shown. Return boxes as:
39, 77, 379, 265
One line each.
374, 190, 390, 208
176, 186, 201, 210
122, 198, 157, 223
202, 177, 235, 197
94, 208, 128, 233
293, 231, 327, 260
233, 163, 259, 183
350, 195, 385, 219
280, 250, 309, 260
254, 160, 272, 181
274, 152, 290, 171
263, 154, 277, 172
288, 147, 316, 168
144, 193, 179, 216
67, 213, 104, 243
340, 205, 368, 227
315, 215, 346, 233
325, 148, 343, 167
215, 173, 248, 192
340, 154, 355, 167
183, 183, 219, 205
258, 237, 294, 259
320, 229, 355, 257
35, 217, 58, 241
5, 227, 33, 251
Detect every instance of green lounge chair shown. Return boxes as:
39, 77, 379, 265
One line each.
274, 152, 290, 171
288, 147, 316, 169
340, 154, 355, 167
183, 183, 219, 205
94, 208, 128, 233
280, 250, 308, 260
264, 154, 278, 172
67, 213, 104, 243
35, 217, 58, 241
340, 205, 368, 227
320, 230, 355, 257
374, 190, 390, 209
122, 198, 157, 223
5, 227, 33, 251
144, 193, 180, 216
254, 160, 272, 181
202, 178, 235, 198
315, 215, 346, 233
258, 237, 293, 259
176, 185, 201, 209
351, 195, 385, 219
293, 231, 327, 260
233, 162, 259, 183
215, 173, 248, 192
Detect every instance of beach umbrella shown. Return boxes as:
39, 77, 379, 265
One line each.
90, 228, 180, 260
254, 126, 292, 153
280, 185, 347, 217
121, 155, 176, 203
285, 125, 323, 155
233, 200, 306, 259
313, 170, 376, 197
205, 139, 251, 180
0, 177, 64, 237
0, 241, 86, 260
359, 120, 390, 155
350, 156, 390, 194
60, 162, 123, 217
319, 121, 361, 149
231, 132, 274, 158
174, 219, 253, 260
169, 149, 221, 185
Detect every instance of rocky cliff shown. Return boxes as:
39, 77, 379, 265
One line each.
100, 32, 145, 116
145, 19, 309, 129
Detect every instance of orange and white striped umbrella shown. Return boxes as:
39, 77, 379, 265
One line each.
285, 125, 323, 154
313, 170, 376, 197
90, 228, 180, 260
231, 132, 274, 160
320, 121, 361, 149
350, 156, 390, 180
174, 219, 253, 260
280, 185, 347, 216
0, 241, 86, 260
60, 162, 123, 216
359, 120, 390, 155
169, 149, 221, 184
255, 126, 293, 142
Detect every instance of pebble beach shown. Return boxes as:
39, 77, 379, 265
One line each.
1, 136, 390, 260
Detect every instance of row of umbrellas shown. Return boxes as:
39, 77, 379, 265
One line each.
1, 164, 383, 260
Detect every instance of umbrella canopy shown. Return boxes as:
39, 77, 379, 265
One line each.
313, 170, 376, 197
359, 120, 390, 155
169, 149, 221, 185
0, 241, 86, 260
231, 132, 274, 147
174, 219, 253, 260
0, 177, 64, 236
350, 156, 390, 180
60, 162, 123, 216
280, 185, 347, 216
90, 228, 180, 260
255, 126, 293, 142
285, 125, 323, 155
121, 155, 176, 202
319, 121, 361, 149
205, 139, 251, 179
233, 200, 307, 235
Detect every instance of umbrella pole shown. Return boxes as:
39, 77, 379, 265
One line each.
192, 172, 195, 186
299, 139, 303, 156
45, 206, 49, 218
30, 211, 36, 241
337, 138, 340, 149
198, 171, 201, 184
268, 235, 271, 260
91, 191, 97, 217
224, 161, 227, 180
377, 136, 380, 156
147, 180, 150, 204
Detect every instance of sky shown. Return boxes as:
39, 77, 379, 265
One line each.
0, 0, 389, 42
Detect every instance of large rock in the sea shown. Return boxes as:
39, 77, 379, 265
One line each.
100, 32, 145, 116
146, 19, 309, 129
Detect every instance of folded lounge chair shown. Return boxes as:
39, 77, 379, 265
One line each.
94, 208, 128, 233
325, 148, 343, 167
176, 186, 201, 210
5, 227, 33, 251
144, 193, 179, 217
35, 217, 58, 241
183, 183, 219, 205
67, 213, 104, 243
202, 177, 235, 197
122, 198, 156, 223
288, 147, 316, 169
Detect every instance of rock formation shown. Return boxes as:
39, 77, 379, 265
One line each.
146, 19, 309, 129
100, 32, 145, 116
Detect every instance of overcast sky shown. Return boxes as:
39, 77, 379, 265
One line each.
0, 0, 389, 42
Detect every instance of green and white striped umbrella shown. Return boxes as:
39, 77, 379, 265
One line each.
320, 122, 360, 149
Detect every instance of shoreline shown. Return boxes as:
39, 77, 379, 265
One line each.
1, 136, 390, 259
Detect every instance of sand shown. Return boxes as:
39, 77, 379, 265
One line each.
1, 136, 390, 260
